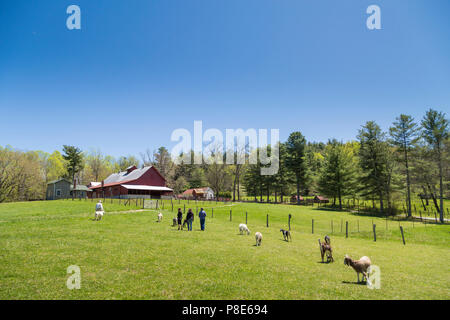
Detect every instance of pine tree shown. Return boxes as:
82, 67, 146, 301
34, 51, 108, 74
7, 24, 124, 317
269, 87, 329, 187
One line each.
285, 132, 307, 205
318, 140, 358, 209
389, 114, 419, 217
421, 109, 449, 223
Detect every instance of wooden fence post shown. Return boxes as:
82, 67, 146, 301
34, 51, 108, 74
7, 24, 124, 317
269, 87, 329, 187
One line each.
212, 208, 214, 218
230, 210, 232, 221
400, 226, 406, 245
331, 220, 333, 234
266, 214, 269, 228
357, 220, 359, 232
288, 214, 292, 231
373, 224, 377, 242
312, 219, 314, 234
246, 212, 248, 225
346, 221, 348, 238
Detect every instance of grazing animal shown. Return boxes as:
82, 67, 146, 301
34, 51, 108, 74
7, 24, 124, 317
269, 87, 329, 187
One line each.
95, 211, 104, 221
344, 255, 371, 283
255, 232, 263, 246
157, 212, 163, 222
172, 217, 178, 227
239, 223, 250, 235
318, 235, 333, 263
280, 229, 292, 242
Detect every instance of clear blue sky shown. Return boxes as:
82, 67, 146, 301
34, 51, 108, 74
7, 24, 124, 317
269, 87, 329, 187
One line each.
0, 0, 449, 158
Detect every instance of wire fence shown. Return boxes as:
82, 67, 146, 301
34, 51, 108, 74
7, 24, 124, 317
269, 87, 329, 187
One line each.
63, 196, 447, 246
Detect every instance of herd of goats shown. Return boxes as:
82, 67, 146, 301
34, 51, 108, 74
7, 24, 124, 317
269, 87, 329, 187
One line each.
163, 212, 373, 284
94, 205, 373, 284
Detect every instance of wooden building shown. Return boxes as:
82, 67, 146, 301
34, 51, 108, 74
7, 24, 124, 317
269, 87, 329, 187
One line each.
181, 187, 215, 200
314, 195, 329, 203
89, 165, 173, 199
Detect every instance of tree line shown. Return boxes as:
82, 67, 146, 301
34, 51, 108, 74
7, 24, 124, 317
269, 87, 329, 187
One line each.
0, 109, 448, 221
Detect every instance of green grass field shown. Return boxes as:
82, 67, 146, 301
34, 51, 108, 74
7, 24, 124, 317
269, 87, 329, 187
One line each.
0, 199, 449, 299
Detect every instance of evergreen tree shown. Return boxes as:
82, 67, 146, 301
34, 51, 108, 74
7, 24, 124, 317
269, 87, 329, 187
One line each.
389, 114, 419, 217
421, 109, 449, 222
357, 122, 392, 213
285, 132, 307, 205
62, 145, 84, 185
318, 140, 358, 209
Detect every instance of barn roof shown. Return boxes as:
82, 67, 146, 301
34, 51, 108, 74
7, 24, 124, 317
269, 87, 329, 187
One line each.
89, 166, 167, 189
47, 178, 71, 185
103, 166, 151, 185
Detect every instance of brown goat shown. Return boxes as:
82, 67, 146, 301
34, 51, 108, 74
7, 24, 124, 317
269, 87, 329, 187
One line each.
344, 255, 371, 283
318, 236, 334, 263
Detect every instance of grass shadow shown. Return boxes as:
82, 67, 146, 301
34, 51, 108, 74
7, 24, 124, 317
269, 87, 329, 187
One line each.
342, 280, 367, 286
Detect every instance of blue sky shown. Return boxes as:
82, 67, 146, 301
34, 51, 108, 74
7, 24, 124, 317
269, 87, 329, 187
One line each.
0, 0, 449, 158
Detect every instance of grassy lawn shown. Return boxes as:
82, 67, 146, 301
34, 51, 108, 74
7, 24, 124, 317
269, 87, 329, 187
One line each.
0, 199, 449, 299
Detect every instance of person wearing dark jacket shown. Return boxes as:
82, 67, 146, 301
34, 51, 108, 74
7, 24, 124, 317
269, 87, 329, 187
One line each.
199, 208, 206, 231
185, 209, 194, 231
177, 208, 183, 230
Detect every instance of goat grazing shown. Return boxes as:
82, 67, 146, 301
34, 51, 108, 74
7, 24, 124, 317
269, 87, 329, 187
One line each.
157, 212, 163, 223
280, 229, 292, 242
255, 232, 262, 246
318, 235, 333, 263
172, 217, 177, 227
344, 255, 371, 283
239, 223, 250, 235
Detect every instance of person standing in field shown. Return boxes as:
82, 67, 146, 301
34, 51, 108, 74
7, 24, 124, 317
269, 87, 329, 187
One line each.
177, 208, 183, 230
199, 208, 206, 231
185, 208, 194, 231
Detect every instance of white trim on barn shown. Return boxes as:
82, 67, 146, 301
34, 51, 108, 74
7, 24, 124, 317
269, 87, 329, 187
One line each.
121, 185, 173, 192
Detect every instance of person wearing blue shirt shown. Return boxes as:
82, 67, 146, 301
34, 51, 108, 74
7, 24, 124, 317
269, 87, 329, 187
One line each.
198, 208, 207, 231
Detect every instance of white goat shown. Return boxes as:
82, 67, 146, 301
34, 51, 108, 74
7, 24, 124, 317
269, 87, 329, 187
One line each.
344, 254, 372, 283
255, 232, 262, 246
157, 212, 163, 223
239, 223, 250, 235
95, 211, 104, 221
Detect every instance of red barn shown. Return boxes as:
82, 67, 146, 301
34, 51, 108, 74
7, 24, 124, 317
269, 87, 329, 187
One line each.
314, 195, 329, 203
89, 165, 173, 199
290, 195, 304, 203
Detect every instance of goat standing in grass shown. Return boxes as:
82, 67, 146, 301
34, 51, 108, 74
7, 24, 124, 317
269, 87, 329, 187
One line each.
255, 232, 262, 246
280, 229, 292, 242
157, 212, 163, 223
318, 235, 333, 263
95, 200, 104, 221
344, 255, 371, 283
